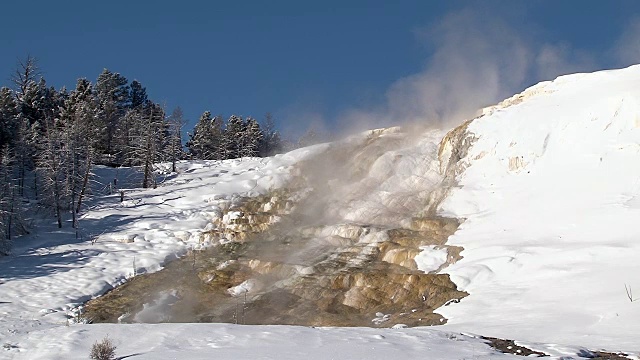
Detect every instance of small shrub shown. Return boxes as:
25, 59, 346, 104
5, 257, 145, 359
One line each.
90, 336, 117, 360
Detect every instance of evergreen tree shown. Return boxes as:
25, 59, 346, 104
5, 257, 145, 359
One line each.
17, 79, 64, 199
95, 69, 129, 160
225, 115, 245, 159
0, 88, 19, 148
187, 111, 214, 159
19, 79, 46, 127
128, 80, 148, 109
239, 117, 263, 158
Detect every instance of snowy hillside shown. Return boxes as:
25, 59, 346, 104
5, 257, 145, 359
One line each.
438, 65, 640, 351
2, 65, 640, 359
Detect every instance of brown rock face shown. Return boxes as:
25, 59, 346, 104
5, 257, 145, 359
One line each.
83, 191, 466, 327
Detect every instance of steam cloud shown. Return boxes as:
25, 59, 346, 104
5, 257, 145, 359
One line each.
339, 8, 599, 134
281, 6, 640, 137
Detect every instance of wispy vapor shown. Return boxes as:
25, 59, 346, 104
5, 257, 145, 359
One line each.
535, 43, 597, 84
281, 7, 606, 139
613, 16, 640, 66
340, 8, 601, 133
385, 9, 531, 126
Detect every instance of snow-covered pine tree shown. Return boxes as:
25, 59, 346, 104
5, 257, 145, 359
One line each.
224, 115, 245, 159
113, 80, 149, 165
25, 79, 65, 205
239, 117, 263, 158
186, 111, 214, 160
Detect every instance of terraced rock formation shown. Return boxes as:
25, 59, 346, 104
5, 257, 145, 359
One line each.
84, 126, 468, 327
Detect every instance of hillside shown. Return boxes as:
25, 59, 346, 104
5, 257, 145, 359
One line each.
438, 65, 640, 350
2, 65, 640, 359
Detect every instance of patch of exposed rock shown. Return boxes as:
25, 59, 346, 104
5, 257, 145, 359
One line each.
83, 191, 466, 327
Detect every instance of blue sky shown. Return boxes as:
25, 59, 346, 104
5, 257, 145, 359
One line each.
2, 1, 640, 136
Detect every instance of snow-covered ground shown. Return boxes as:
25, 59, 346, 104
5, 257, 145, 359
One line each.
0, 151, 311, 358
9, 322, 533, 360
3, 65, 640, 359
439, 65, 640, 353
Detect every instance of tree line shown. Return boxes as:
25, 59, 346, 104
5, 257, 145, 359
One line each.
0, 56, 284, 254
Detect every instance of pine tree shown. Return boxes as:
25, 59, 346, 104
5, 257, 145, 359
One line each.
0, 88, 19, 149
128, 80, 148, 109
95, 69, 129, 161
18, 79, 65, 200
19, 79, 46, 128
187, 111, 214, 159
225, 115, 245, 159
239, 117, 263, 158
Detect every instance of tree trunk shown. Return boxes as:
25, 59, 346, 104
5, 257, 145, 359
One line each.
75, 153, 92, 214
53, 172, 62, 229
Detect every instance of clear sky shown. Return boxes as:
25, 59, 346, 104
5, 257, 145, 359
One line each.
2, 0, 640, 136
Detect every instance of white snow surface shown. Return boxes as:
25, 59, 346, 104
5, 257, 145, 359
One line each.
439, 64, 640, 352
414, 245, 448, 273
9, 323, 531, 360
2, 65, 640, 358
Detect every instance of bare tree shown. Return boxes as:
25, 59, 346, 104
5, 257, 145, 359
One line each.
10, 55, 41, 96
39, 120, 64, 228
60, 79, 99, 232
127, 102, 166, 188
167, 107, 185, 172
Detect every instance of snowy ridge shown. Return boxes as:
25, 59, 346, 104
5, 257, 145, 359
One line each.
438, 64, 640, 351
480, 79, 554, 117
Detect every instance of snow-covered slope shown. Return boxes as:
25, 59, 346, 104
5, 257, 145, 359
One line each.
438, 64, 640, 351
3, 65, 640, 359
